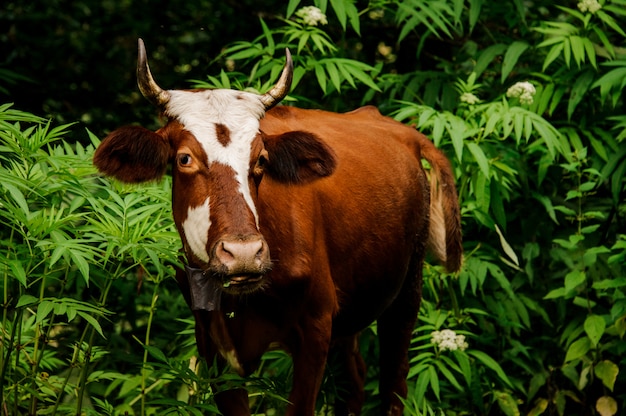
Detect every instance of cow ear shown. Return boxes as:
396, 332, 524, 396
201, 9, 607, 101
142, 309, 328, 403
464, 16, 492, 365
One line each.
262, 131, 337, 184
93, 125, 170, 183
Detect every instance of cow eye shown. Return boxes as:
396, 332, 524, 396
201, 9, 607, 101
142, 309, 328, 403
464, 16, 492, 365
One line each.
253, 149, 269, 177
178, 153, 193, 167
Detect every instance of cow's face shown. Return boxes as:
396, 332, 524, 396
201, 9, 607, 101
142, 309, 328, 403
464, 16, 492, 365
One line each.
164, 89, 272, 292
94, 40, 336, 298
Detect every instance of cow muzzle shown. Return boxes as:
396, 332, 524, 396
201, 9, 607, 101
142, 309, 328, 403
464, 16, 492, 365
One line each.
209, 235, 272, 293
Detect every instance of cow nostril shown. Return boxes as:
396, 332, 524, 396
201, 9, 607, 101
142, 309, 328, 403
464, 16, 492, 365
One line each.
254, 240, 265, 259
218, 239, 266, 266
219, 241, 235, 261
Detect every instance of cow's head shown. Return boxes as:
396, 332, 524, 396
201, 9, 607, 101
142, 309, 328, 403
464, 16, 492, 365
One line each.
94, 39, 336, 302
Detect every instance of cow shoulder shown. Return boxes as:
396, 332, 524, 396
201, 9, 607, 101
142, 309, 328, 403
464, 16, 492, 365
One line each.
93, 125, 170, 183
262, 130, 337, 184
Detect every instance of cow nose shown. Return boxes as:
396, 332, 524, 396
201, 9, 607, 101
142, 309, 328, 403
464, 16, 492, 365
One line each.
214, 237, 269, 272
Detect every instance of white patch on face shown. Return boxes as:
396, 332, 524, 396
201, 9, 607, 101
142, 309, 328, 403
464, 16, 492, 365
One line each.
166, 90, 265, 228
182, 197, 211, 263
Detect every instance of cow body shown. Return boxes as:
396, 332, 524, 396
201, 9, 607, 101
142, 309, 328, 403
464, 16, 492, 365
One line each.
94, 40, 462, 416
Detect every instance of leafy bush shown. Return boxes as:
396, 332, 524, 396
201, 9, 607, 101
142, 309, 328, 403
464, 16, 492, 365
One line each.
1, 0, 625, 415
202, 0, 626, 414
0, 104, 214, 414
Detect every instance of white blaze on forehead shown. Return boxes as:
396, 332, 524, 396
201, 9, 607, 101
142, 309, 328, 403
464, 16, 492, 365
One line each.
182, 197, 211, 263
166, 89, 265, 226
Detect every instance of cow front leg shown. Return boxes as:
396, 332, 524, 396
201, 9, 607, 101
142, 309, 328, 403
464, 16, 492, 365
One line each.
213, 387, 249, 415
285, 315, 333, 416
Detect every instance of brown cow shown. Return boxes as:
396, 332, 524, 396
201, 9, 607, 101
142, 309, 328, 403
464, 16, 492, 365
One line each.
94, 39, 462, 416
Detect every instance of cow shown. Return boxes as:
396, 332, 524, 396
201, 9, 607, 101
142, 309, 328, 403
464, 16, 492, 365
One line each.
94, 39, 462, 416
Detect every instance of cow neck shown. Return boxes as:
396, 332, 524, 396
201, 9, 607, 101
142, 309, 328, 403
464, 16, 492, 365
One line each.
184, 265, 222, 311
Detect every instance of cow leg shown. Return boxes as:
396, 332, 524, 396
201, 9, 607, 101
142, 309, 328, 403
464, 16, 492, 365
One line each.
213, 387, 249, 415
190, 310, 250, 415
285, 314, 333, 416
332, 334, 366, 416
377, 261, 423, 416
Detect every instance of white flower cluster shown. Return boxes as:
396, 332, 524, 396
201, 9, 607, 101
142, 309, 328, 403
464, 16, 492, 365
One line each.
578, 0, 602, 14
506, 81, 536, 105
296, 6, 328, 26
431, 329, 469, 351
460, 92, 480, 105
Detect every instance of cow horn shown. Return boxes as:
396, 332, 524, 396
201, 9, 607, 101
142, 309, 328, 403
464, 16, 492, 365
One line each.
137, 38, 170, 107
260, 49, 293, 110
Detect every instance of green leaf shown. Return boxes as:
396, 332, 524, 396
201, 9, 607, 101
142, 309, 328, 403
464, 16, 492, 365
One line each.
495, 225, 519, 266
466, 141, 490, 177
496, 390, 521, 416
77, 311, 105, 338
544, 287, 565, 299
564, 269, 586, 292
584, 315, 605, 347
8, 259, 27, 287
543, 43, 564, 71
36, 300, 54, 323
592, 277, 626, 290
452, 350, 472, 387
474, 44, 507, 78
467, 350, 513, 388
428, 364, 440, 400
597, 10, 626, 37
501, 41, 529, 83
594, 361, 619, 391
314, 64, 327, 93
2, 183, 30, 216
568, 70, 595, 119
564, 337, 591, 362
467, 350, 513, 387
596, 396, 618, 416
16, 294, 38, 308
145, 344, 169, 363
433, 358, 464, 391
286, 0, 301, 18
468, 0, 482, 32
69, 250, 91, 286
414, 364, 430, 405
569, 36, 585, 67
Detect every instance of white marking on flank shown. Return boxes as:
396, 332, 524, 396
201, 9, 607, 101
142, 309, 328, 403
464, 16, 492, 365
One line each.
182, 197, 211, 263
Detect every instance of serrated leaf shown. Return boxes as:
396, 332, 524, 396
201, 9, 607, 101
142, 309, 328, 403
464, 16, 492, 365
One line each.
77, 311, 105, 338
501, 41, 529, 83
568, 70, 595, 119
8, 259, 27, 287
466, 141, 490, 177
468, 350, 513, 387
474, 44, 507, 78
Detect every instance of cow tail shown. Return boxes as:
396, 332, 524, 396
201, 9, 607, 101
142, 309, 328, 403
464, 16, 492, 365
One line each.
418, 135, 463, 272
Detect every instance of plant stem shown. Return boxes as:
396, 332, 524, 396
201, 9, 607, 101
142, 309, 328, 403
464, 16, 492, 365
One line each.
140, 281, 160, 416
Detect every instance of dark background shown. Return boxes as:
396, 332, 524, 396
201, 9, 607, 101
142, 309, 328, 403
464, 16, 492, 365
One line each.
1, 0, 292, 133
0, 0, 456, 135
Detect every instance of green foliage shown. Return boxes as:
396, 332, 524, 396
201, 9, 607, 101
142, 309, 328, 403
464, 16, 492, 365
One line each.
0, 104, 217, 414
1, 0, 626, 415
